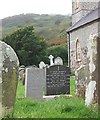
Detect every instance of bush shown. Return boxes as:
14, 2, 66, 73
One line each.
47, 44, 68, 65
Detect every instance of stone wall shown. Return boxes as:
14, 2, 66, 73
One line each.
0, 41, 19, 118
72, 2, 98, 25
69, 20, 99, 105
97, 37, 100, 108
0, 19, 2, 40
70, 20, 99, 71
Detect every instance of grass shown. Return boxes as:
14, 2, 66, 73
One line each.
16, 80, 25, 98
12, 76, 98, 118
14, 97, 98, 118
70, 76, 76, 96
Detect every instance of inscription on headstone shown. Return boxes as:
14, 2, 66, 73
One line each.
25, 67, 45, 100
46, 65, 70, 95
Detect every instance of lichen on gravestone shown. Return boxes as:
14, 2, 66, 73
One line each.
0, 41, 19, 118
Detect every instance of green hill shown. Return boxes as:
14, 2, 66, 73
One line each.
2, 14, 71, 45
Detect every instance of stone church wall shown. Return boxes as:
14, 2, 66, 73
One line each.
70, 20, 99, 105
70, 21, 98, 70
72, 2, 98, 25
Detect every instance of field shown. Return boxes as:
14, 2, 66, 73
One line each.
10, 76, 98, 118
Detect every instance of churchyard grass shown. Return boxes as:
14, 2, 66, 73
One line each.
70, 76, 75, 96
13, 77, 98, 118
16, 80, 25, 98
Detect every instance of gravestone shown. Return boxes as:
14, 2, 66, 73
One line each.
19, 65, 25, 85
39, 61, 46, 69
0, 41, 19, 118
54, 57, 63, 65
46, 65, 70, 95
25, 67, 45, 100
49, 55, 54, 66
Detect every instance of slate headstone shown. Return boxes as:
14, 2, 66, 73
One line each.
0, 41, 19, 118
46, 65, 70, 95
25, 67, 45, 100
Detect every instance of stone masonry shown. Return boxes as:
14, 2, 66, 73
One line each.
67, 1, 100, 106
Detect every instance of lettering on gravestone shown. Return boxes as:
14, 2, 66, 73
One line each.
45, 65, 70, 95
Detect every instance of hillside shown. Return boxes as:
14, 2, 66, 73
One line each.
2, 14, 71, 45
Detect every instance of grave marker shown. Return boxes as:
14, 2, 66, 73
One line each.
39, 61, 46, 69
25, 67, 45, 100
54, 57, 63, 65
46, 65, 70, 95
0, 41, 19, 118
49, 55, 54, 66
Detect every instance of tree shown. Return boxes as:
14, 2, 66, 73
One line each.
47, 44, 68, 65
2, 26, 47, 66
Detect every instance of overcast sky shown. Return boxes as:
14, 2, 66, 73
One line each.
0, 0, 72, 19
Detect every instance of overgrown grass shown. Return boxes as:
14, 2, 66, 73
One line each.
70, 76, 75, 96
16, 80, 25, 98
13, 77, 98, 118
14, 97, 98, 118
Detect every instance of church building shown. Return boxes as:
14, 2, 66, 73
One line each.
67, 0, 100, 105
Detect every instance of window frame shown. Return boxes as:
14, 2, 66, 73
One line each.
76, 38, 81, 63
75, 0, 79, 9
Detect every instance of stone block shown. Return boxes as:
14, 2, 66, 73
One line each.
45, 65, 70, 95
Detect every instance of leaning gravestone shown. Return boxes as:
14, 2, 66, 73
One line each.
25, 67, 45, 100
46, 65, 70, 95
0, 41, 19, 118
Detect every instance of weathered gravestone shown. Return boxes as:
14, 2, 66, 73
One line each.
54, 57, 63, 65
25, 67, 45, 100
39, 61, 46, 69
45, 65, 70, 95
19, 65, 25, 85
49, 55, 54, 66
0, 41, 19, 118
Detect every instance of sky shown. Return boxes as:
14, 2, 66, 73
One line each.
0, 0, 72, 19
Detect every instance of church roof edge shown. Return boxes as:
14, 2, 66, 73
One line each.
67, 7, 100, 33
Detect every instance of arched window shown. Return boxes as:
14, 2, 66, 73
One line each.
76, 39, 81, 63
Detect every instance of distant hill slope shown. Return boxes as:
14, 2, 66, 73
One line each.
2, 14, 71, 45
